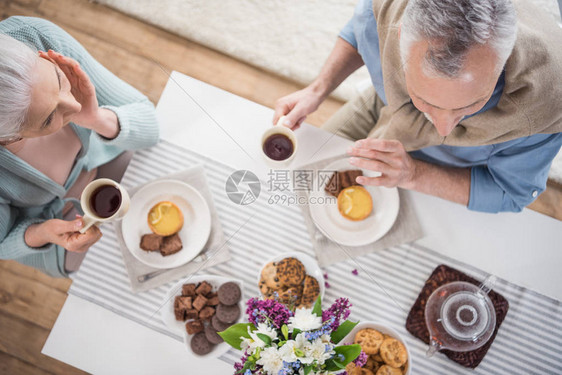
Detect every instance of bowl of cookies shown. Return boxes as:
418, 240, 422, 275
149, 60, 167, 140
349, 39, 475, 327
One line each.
341, 322, 411, 375
258, 252, 325, 308
161, 275, 244, 358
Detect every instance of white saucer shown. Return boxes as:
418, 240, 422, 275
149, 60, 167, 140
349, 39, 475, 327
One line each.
309, 158, 399, 247
121, 179, 211, 269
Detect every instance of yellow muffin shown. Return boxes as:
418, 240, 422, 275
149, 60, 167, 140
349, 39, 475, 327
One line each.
147, 201, 184, 236
337, 186, 373, 221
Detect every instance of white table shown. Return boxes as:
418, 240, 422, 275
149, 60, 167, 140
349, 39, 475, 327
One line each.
43, 71, 562, 374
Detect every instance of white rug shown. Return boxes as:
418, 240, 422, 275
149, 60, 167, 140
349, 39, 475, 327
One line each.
96, 0, 562, 183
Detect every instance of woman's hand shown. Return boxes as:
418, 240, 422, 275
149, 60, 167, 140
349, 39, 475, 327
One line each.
25, 216, 102, 253
41, 50, 119, 139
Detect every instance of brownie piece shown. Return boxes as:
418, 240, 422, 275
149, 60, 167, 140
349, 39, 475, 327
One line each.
182, 283, 197, 297
140, 233, 163, 251
207, 295, 220, 306
199, 306, 216, 321
193, 295, 208, 311
195, 281, 213, 296
176, 296, 192, 310
173, 296, 186, 321
185, 319, 204, 335
185, 309, 199, 320
346, 170, 363, 186
325, 172, 340, 197
160, 233, 183, 256
324, 170, 363, 197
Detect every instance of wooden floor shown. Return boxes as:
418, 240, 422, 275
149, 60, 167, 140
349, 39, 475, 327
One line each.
0, 0, 560, 374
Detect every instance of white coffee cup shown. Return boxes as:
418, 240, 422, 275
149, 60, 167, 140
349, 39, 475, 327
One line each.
79, 178, 130, 233
261, 116, 298, 168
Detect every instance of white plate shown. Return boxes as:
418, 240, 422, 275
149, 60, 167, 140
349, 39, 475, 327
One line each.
309, 158, 399, 247
340, 321, 412, 375
258, 251, 325, 304
121, 179, 211, 269
161, 275, 245, 359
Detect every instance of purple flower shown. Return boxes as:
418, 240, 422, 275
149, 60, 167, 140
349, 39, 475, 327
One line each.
325, 281, 331, 288
245, 298, 293, 329
323, 272, 329, 280
354, 351, 368, 367
351, 269, 358, 276
234, 352, 249, 372
322, 298, 352, 330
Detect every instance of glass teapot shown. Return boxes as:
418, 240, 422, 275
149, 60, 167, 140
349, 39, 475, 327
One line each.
425, 275, 497, 357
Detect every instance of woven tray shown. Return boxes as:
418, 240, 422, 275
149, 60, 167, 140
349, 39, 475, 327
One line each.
405, 264, 509, 368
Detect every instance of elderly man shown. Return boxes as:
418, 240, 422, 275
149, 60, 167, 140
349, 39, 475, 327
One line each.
274, 0, 562, 212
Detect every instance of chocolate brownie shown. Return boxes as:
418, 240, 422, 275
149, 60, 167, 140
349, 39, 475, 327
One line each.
195, 281, 213, 296
204, 325, 224, 345
193, 295, 208, 311
199, 306, 215, 321
211, 314, 232, 332
182, 283, 197, 297
160, 233, 183, 256
207, 295, 220, 306
276, 257, 306, 287
174, 297, 186, 321
217, 282, 241, 306
216, 303, 240, 324
185, 319, 204, 335
191, 332, 213, 355
324, 170, 363, 197
185, 309, 198, 320
176, 296, 192, 310
140, 233, 163, 251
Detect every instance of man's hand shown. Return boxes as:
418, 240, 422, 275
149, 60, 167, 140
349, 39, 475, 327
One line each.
25, 217, 102, 253
347, 138, 417, 189
273, 86, 325, 130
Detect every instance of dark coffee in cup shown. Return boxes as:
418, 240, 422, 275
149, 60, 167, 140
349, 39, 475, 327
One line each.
263, 133, 294, 161
90, 185, 122, 218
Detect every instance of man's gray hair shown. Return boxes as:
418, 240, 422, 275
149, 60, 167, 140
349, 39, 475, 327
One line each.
0, 34, 37, 140
400, 0, 517, 78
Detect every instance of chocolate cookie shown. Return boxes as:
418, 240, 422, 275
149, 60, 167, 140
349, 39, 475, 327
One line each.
261, 262, 281, 289
216, 303, 241, 324
190, 332, 213, 355
211, 314, 232, 332
217, 282, 241, 306
276, 257, 306, 287
205, 325, 224, 345
300, 275, 320, 308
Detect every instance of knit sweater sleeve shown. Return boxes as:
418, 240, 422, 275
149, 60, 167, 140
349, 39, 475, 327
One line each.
3, 16, 159, 152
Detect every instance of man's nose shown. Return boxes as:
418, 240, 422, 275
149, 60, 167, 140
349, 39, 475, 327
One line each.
431, 111, 459, 137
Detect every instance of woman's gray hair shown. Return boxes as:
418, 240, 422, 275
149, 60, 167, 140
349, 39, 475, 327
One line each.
0, 34, 37, 140
400, 0, 517, 78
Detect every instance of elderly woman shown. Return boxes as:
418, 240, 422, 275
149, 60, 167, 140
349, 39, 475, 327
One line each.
0, 16, 159, 277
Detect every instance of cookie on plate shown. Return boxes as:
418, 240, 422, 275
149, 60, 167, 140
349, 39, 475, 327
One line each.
217, 282, 241, 306
379, 337, 407, 368
191, 332, 213, 355
261, 261, 282, 289
216, 303, 241, 324
300, 275, 320, 308
276, 257, 306, 287
375, 365, 402, 375
354, 328, 384, 355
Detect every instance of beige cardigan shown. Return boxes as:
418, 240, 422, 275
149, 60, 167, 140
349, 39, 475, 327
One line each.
369, 0, 562, 151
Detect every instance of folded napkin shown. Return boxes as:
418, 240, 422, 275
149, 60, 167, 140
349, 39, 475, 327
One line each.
295, 155, 423, 267
115, 165, 231, 293
406, 264, 510, 368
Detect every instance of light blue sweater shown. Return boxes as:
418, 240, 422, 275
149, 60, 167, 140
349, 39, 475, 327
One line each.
0, 17, 159, 277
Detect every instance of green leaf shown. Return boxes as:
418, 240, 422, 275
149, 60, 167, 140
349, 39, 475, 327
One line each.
256, 333, 272, 346
304, 365, 313, 375
291, 328, 301, 339
335, 344, 362, 365
324, 359, 344, 371
217, 323, 256, 350
312, 295, 322, 317
330, 320, 359, 344
281, 324, 289, 340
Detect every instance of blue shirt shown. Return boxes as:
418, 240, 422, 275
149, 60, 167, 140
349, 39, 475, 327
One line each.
339, 0, 562, 212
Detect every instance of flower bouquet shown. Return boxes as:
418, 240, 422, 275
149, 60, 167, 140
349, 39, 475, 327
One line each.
219, 297, 365, 374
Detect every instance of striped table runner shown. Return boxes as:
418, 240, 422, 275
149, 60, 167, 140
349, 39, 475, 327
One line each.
69, 141, 562, 375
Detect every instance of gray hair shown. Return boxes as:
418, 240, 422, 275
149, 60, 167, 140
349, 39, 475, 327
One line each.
0, 34, 37, 140
400, 0, 517, 78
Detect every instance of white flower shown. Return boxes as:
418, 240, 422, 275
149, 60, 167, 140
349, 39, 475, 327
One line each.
257, 346, 284, 374
288, 308, 322, 331
309, 338, 334, 365
278, 339, 298, 363
240, 323, 278, 352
